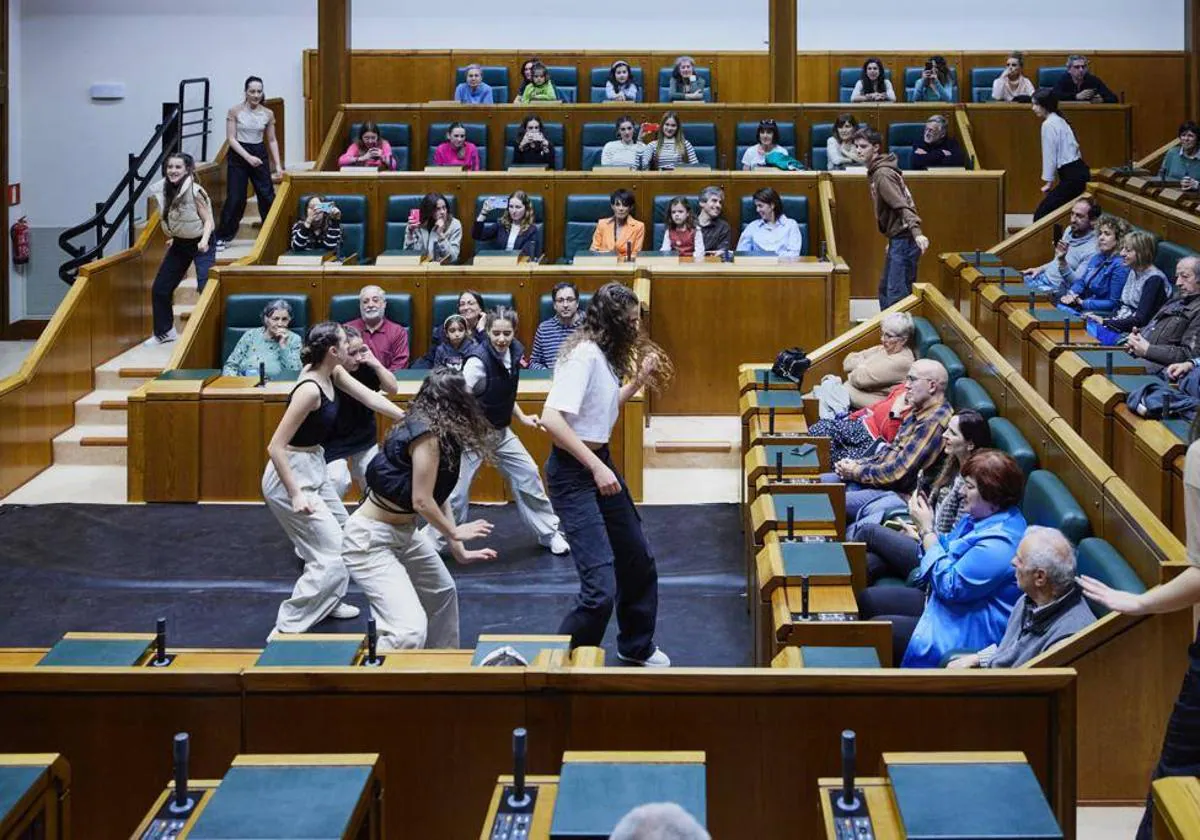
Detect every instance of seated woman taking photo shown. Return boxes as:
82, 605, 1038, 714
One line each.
735, 187, 804, 257
404, 192, 462, 264
639, 112, 698, 171
741, 119, 789, 170
857, 449, 1027, 668
289, 196, 343, 253
337, 121, 396, 170
600, 116, 648, 168
510, 114, 554, 167
472, 190, 542, 260
223, 298, 303, 377
912, 56, 953, 103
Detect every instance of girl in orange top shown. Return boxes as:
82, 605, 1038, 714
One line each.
589, 189, 645, 259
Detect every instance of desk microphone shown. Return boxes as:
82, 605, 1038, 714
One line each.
973, 249, 981, 268
786, 504, 795, 540
169, 733, 195, 814
256, 361, 267, 388
507, 728, 531, 808
838, 730, 860, 811
829, 730, 873, 838
800, 574, 810, 620
769, 406, 776, 434
151, 617, 170, 667
776, 451, 784, 481
363, 618, 381, 667
1063, 318, 1071, 344
1028, 292, 1036, 313
1105, 352, 1114, 378
764, 370, 771, 391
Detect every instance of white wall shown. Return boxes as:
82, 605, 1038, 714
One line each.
13, 0, 1188, 231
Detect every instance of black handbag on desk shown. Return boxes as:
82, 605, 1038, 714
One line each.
771, 347, 811, 386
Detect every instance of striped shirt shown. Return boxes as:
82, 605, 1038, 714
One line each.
528, 315, 582, 370
289, 219, 342, 252
852, 397, 952, 489
640, 138, 698, 170
1040, 113, 1082, 183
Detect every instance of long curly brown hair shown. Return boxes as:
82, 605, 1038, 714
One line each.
404, 368, 498, 462
557, 282, 673, 391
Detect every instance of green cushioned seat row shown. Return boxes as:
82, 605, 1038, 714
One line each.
925, 343, 965, 383
951, 378, 996, 419
1076, 537, 1147, 618
988, 417, 1036, 476
909, 316, 941, 356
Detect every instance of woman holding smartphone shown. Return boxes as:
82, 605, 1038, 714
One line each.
472, 191, 541, 260
337, 121, 396, 170
215, 76, 282, 250
289, 195, 343, 252
511, 115, 554, 167
405, 192, 462, 264
541, 282, 674, 665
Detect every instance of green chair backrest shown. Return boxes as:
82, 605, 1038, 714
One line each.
1076, 537, 1146, 618
1022, 470, 1091, 544
950, 378, 996, 419
987, 417, 1037, 476
223, 294, 310, 364
565, 194, 618, 258
347, 122, 411, 171
909, 317, 941, 356
925, 343, 965, 383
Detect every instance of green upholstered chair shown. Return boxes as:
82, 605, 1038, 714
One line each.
347, 122, 411, 171
1021, 469, 1091, 544
1154, 240, 1198, 281
291, 194, 367, 260
970, 67, 1003, 102
222, 293, 310, 365
545, 66, 578, 103
328, 293, 413, 328
426, 122, 488, 168
909, 317, 941, 357
988, 417, 1037, 476
887, 122, 926, 170
738, 195, 810, 255
658, 66, 713, 101
581, 122, 620, 170
588, 65, 644, 103
1075, 537, 1146, 618
503, 123, 566, 170
381, 194, 459, 254
564, 194, 618, 258
925, 343, 965, 384
950, 378, 997, 419
681, 122, 718, 167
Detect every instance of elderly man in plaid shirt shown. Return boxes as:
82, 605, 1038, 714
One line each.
822, 358, 952, 522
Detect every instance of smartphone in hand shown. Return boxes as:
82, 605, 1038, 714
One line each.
407, 208, 421, 226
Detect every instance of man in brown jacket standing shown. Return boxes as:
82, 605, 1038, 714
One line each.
854, 128, 930, 308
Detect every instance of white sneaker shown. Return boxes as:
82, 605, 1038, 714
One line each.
215, 239, 228, 251
547, 533, 571, 555
617, 647, 671, 667
330, 602, 360, 620
143, 327, 178, 346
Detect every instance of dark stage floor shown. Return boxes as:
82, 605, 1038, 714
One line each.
0, 501, 751, 667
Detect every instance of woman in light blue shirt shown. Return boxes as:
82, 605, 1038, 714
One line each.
223, 298, 303, 377
454, 64, 494, 104
912, 56, 953, 103
735, 187, 804, 257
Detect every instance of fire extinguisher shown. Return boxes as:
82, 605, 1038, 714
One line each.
10, 216, 30, 265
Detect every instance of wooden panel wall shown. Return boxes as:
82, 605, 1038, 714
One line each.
304, 50, 1184, 161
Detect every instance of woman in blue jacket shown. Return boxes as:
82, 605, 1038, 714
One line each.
858, 449, 1027, 667
1057, 214, 1131, 313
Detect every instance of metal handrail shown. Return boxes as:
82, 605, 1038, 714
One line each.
57, 77, 212, 284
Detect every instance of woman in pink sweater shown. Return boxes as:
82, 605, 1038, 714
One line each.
337, 121, 396, 170
432, 122, 481, 171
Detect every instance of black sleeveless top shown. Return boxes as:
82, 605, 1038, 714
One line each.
468, 339, 523, 429
365, 415, 461, 513
287, 379, 340, 446
323, 365, 381, 461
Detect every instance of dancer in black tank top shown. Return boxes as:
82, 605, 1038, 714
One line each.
261, 321, 405, 638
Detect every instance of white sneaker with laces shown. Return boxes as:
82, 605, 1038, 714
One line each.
142, 327, 178, 346
547, 533, 571, 555
330, 602, 360, 620
617, 647, 671, 667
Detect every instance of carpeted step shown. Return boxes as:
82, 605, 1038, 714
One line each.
52, 424, 128, 466
74, 390, 128, 426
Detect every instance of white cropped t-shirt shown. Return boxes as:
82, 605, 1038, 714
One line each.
545, 340, 619, 443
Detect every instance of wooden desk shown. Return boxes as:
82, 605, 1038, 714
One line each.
998, 303, 1110, 391
136, 372, 644, 503
974, 276, 1052, 346
1053, 349, 1154, 432
1154, 776, 1200, 840
769, 585, 892, 666
0, 754, 70, 840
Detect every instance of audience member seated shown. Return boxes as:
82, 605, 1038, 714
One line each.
992, 51, 1036, 102
289, 195, 342, 253
472, 190, 542, 260
337, 121, 397, 170
808, 382, 912, 464
858, 449, 1027, 668
1128, 256, 1200, 374
529, 281, 583, 370
427, 314, 477, 371
610, 803, 710, 840
514, 56, 539, 102
1087, 230, 1170, 335
851, 411, 993, 585
1159, 121, 1200, 189
589, 188, 645, 257
222, 298, 302, 377
696, 186, 732, 253
412, 290, 486, 369
454, 64, 494, 105
520, 62, 557, 103
1053, 53, 1118, 104
735, 187, 804, 257
825, 359, 953, 521
404, 192, 462, 264
911, 115, 965, 169
343, 284, 409, 371
600, 116, 648, 168
1023, 197, 1100, 292
1056, 214, 1130, 313
659, 196, 706, 261
841, 312, 916, 408
668, 55, 706, 101
640, 112, 699, 170
912, 56, 953, 103
851, 57, 896, 103
741, 119, 790, 170
827, 113, 864, 170
510, 114, 554, 167
604, 60, 639, 102
946, 526, 1094, 668
431, 122, 481, 171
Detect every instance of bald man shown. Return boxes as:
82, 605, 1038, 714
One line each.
344, 284, 410, 370
825, 358, 953, 521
